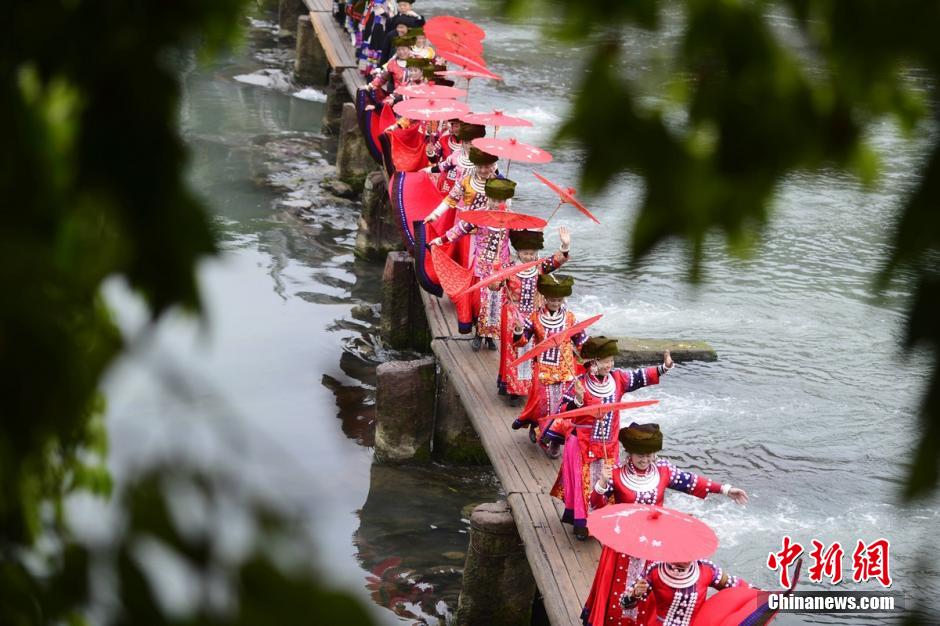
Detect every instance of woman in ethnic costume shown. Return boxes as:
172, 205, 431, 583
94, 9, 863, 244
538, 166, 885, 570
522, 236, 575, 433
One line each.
367, 36, 414, 94
428, 176, 514, 347
510, 274, 588, 457
425, 122, 486, 194
497, 228, 570, 405
581, 423, 748, 626
549, 337, 674, 540
623, 560, 750, 626
409, 27, 436, 60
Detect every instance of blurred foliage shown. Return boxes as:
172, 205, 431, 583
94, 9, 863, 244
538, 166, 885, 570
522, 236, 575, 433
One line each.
1, 0, 372, 623
500, 0, 940, 497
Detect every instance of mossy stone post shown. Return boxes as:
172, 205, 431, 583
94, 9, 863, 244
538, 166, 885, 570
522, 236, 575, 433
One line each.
278, 0, 304, 38
337, 102, 375, 189
295, 15, 329, 85
612, 337, 717, 367
380, 251, 430, 351
322, 70, 348, 134
433, 367, 487, 464
357, 172, 403, 260
456, 501, 536, 626
374, 357, 436, 463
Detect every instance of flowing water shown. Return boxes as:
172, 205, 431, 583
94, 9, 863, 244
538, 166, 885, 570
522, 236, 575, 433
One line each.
85, 3, 939, 625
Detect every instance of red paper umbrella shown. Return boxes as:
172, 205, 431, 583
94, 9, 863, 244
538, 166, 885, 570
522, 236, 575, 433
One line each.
424, 15, 486, 42
532, 171, 600, 224
393, 98, 471, 121
550, 399, 660, 423
471, 137, 553, 164
587, 504, 719, 562
434, 48, 490, 74
436, 69, 503, 82
427, 32, 484, 57
461, 110, 533, 128
431, 245, 472, 299
508, 313, 602, 369
452, 257, 544, 299
395, 83, 468, 99
456, 209, 547, 230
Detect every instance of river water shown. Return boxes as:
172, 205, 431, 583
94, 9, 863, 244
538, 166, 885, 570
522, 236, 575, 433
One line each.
86, 3, 939, 625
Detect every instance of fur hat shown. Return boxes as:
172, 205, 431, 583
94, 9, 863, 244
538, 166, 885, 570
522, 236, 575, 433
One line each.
485, 178, 516, 200
619, 422, 663, 454
580, 336, 620, 360
509, 229, 544, 250
468, 146, 498, 165
536, 273, 574, 298
455, 122, 486, 142
392, 36, 416, 48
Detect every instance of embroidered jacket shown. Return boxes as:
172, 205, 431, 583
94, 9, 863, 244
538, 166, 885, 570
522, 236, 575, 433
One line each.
513, 307, 588, 385
590, 458, 724, 509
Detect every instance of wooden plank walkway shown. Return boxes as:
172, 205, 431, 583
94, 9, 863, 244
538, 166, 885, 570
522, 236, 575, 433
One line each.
423, 289, 602, 626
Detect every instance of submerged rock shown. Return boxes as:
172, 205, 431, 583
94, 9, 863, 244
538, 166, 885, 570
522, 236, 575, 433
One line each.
320, 178, 355, 199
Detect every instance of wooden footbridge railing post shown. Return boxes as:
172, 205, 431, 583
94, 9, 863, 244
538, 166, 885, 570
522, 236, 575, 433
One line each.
295, 15, 330, 85
456, 501, 536, 626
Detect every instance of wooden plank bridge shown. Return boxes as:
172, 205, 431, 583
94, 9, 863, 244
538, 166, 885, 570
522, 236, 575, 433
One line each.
287, 3, 717, 623
423, 290, 602, 625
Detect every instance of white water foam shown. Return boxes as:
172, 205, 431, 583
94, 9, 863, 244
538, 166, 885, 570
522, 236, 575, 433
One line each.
292, 88, 328, 102
233, 69, 293, 92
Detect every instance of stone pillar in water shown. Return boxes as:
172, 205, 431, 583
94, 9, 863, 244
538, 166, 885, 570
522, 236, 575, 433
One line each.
337, 102, 376, 188
456, 501, 536, 626
322, 70, 348, 134
380, 251, 429, 350
434, 368, 487, 464
374, 357, 435, 463
357, 173, 403, 261
295, 15, 329, 85
278, 0, 304, 38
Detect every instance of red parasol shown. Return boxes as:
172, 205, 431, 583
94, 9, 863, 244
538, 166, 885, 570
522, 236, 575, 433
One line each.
431, 245, 472, 299
434, 48, 490, 74
456, 209, 547, 230
587, 504, 719, 562
471, 138, 553, 174
436, 69, 503, 82
692, 560, 801, 625
550, 399, 660, 423
532, 171, 600, 224
461, 110, 533, 128
424, 15, 486, 42
427, 32, 484, 57
395, 83, 468, 100
393, 98, 471, 121
452, 257, 545, 299
508, 313, 602, 369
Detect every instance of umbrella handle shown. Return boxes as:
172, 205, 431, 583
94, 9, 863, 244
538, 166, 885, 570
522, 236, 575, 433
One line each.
504, 159, 512, 177
545, 200, 565, 224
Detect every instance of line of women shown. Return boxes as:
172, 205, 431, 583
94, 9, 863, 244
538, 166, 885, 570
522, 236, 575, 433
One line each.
346, 5, 794, 624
